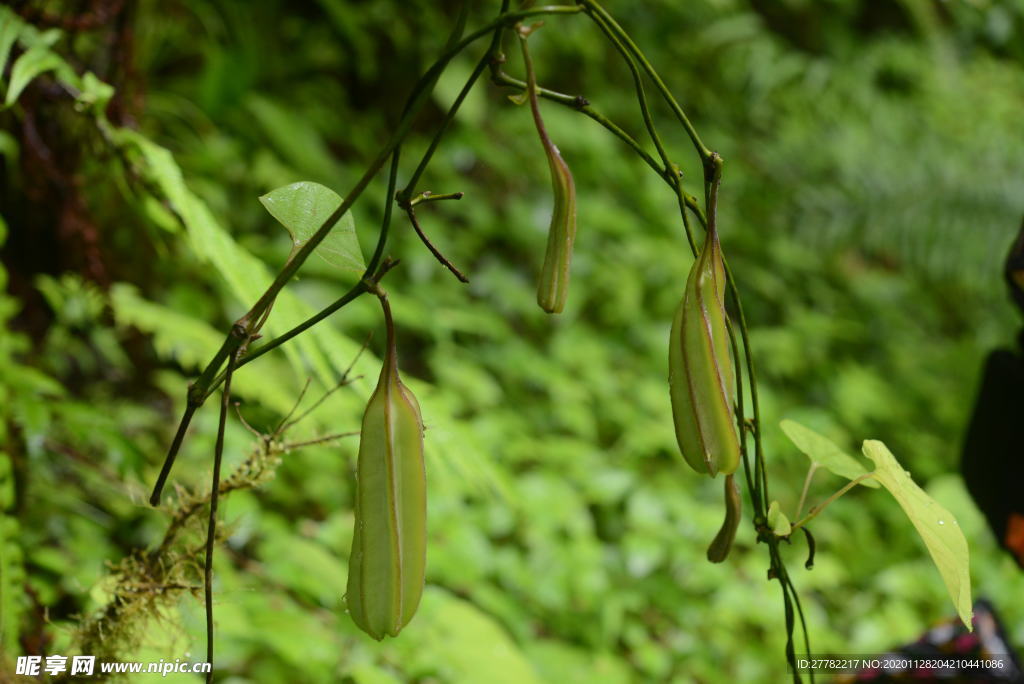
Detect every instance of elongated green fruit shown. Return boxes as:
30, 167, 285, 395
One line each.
520, 29, 577, 314
346, 295, 426, 640
668, 227, 740, 476
707, 474, 742, 562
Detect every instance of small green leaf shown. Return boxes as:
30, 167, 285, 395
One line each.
767, 500, 791, 537
259, 181, 364, 272
780, 419, 879, 488
862, 439, 973, 629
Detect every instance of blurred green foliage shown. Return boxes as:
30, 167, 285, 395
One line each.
2, 0, 1024, 681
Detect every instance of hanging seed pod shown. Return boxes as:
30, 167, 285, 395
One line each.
346, 295, 426, 640
519, 27, 577, 314
534, 139, 577, 314
707, 474, 742, 563
668, 228, 741, 476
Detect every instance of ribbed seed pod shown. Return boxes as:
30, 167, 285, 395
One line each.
520, 28, 577, 314
535, 137, 577, 314
707, 474, 742, 562
668, 228, 741, 476
346, 296, 426, 640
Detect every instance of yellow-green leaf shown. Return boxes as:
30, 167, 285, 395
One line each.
780, 419, 879, 488
862, 439, 972, 629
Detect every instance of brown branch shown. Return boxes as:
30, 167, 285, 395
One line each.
402, 202, 469, 283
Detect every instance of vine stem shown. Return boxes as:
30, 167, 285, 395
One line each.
517, 25, 561, 170
581, 4, 699, 255
205, 347, 238, 683
774, 546, 814, 684
404, 204, 469, 282
771, 545, 798, 684
578, 0, 712, 163
786, 568, 815, 684
489, 69, 707, 221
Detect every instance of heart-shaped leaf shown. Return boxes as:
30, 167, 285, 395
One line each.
259, 181, 364, 272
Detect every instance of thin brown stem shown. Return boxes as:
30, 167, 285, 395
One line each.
403, 203, 469, 283
279, 431, 360, 451
282, 373, 363, 434
273, 378, 312, 438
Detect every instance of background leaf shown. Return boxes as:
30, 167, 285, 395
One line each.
0, 8, 23, 77
0, 452, 24, 654
6, 45, 65, 106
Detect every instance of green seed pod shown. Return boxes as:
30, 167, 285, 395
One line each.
707, 474, 742, 563
535, 137, 577, 314
520, 28, 577, 314
668, 228, 741, 476
346, 295, 426, 640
